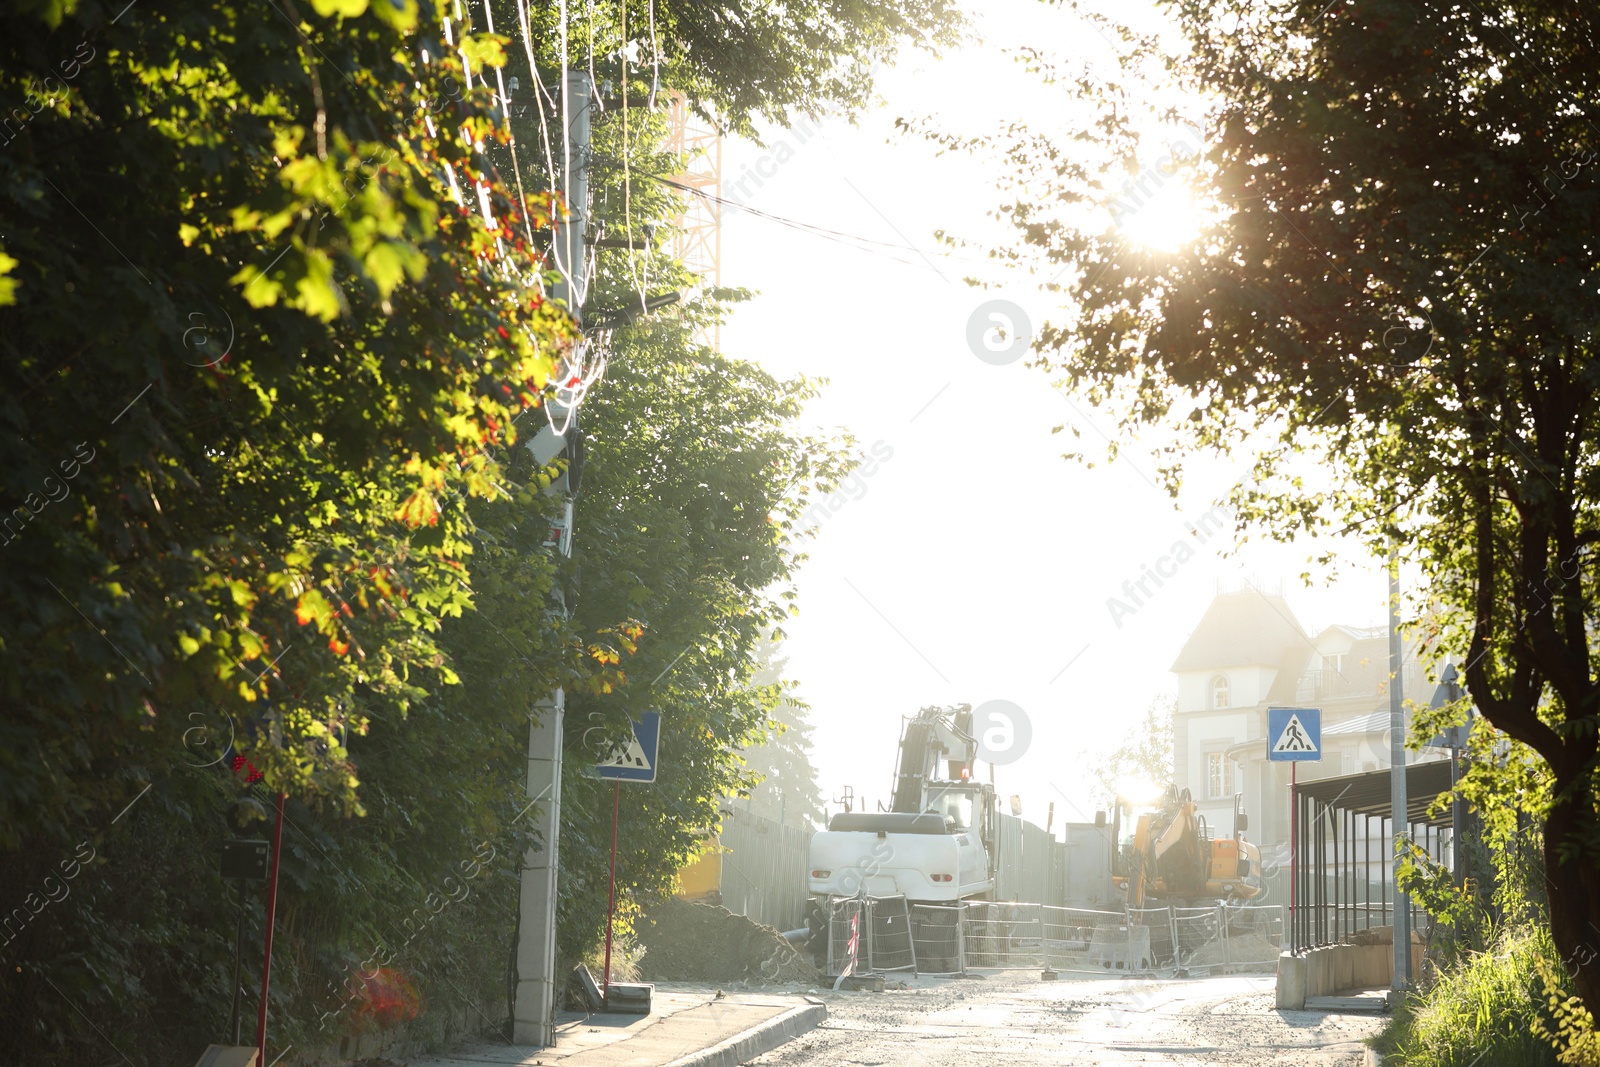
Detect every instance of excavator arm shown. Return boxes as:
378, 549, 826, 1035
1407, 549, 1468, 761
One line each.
889, 705, 976, 814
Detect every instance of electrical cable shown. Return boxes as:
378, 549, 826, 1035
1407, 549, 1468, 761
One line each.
652, 174, 1014, 277
482, 0, 540, 255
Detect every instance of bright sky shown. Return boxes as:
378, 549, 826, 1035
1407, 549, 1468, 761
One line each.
719, 0, 1403, 831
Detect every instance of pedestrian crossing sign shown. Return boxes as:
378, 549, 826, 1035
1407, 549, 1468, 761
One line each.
1267, 706, 1321, 762
594, 711, 660, 783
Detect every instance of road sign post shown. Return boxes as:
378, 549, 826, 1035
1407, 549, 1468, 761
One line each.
1268, 707, 1321, 950
593, 713, 661, 1005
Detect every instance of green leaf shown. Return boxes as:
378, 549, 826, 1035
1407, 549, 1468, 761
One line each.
364, 240, 426, 298
459, 33, 508, 73
309, 0, 367, 16
292, 248, 343, 321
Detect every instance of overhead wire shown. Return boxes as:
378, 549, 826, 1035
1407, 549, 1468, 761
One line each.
482, 0, 539, 255
652, 174, 1021, 279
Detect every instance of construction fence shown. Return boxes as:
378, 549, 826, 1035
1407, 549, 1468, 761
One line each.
822, 896, 1284, 978
706, 806, 814, 932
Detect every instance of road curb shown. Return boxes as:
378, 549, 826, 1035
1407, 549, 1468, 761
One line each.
1364, 1049, 1385, 1067
660, 1001, 827, 1067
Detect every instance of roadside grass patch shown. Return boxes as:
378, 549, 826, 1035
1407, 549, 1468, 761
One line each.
1372, 925, 1573, 1066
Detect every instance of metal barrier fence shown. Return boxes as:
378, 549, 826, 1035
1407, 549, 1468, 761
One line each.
1125, 904, 1285, 973
826, 897, 864, 977
910, 903, 963, 976
964, 902, 1044, 969
822, 896, 1283, 977
864, 895, 917, 973
1042, 905, 1128, 973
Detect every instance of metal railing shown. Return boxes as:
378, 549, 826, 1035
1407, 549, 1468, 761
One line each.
910, 903, 963, 976
825, 897, 865, 977
822, 896, 1283, 977
864, 895, 917, 973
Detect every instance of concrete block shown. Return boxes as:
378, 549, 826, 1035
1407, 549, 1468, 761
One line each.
1276, 952, 1307, 1010
1335, 945, 1356, 992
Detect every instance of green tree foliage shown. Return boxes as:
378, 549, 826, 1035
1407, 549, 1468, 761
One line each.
0, 0, 569, 848
945, 0, 1600, 1023
738, 635, 827, 830
0, 0, 912, 1058
487, 0, 964, 139
553, 305, 854, 970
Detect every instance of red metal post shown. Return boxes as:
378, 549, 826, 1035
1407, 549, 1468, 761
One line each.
256, 791, 286, 1059
1289, 762, 1297, 946
602, 781, 619, 1000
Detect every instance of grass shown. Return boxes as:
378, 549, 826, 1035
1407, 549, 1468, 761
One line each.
1372, 925, 1564, 1067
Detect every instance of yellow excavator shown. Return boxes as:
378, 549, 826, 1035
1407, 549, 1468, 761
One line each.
1110, 786, 1263, 907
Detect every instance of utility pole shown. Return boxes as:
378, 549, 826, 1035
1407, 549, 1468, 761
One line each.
512, 68, 591, 1047
1387, 544, 1412, 991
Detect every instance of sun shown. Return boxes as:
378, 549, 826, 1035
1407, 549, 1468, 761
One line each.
1115, 180, 1204, 254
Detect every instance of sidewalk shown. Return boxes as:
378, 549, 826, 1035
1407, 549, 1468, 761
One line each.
403, 988, 826, 1067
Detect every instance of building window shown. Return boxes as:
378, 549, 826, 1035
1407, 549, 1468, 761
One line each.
1321, 653, 1343, 674
1210, 675, 1230, 709
1207, 752, 1234, 799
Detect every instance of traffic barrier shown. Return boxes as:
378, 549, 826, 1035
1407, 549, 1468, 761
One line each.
864, 895, 917, 973
962, 901, 1044, 969
1219, 903, 1284, 969
848, 897, 1283, 978
910, 903, 964, 976
826, 897, 864, 977
1125, 907, 1178, 969
1041, 905, 1130, 974
1170, 906, 1221, 970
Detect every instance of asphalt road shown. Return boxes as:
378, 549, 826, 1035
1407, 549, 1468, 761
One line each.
753, 972, 1384, 1066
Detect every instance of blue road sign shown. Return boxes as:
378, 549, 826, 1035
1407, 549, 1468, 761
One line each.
593, 711, 660, 783
1267, 706, 1322, 762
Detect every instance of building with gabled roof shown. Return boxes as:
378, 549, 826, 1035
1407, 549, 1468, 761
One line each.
1169, 580, 1450, 896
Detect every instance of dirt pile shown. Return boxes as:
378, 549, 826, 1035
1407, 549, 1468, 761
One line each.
636, 899, 822, 987
1187, 932, 1280, 967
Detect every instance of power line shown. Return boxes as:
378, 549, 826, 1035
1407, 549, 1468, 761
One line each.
651, 174, 1024, 279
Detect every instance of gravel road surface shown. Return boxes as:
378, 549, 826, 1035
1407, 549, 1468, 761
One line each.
751, 971, 1384, 1066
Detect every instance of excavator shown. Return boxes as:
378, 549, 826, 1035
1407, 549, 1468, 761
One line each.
807, 704, 997, 903
1086, 786, 1263, 972
1109, 785, 1263, 907
804, 704, 998, 971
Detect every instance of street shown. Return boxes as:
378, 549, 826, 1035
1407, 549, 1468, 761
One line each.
753, 972, 1383, 1066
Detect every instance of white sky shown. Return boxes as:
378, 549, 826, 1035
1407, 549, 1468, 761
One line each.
718, 0, 1405, 831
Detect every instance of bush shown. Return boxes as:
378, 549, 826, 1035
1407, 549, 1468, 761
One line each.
1375, 925, 1567, 1067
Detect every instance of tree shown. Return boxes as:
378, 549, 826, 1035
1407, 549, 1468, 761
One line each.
0, 0, 575, 847
487, 0, 964, 139
552, 302, 854, 969
0, 0, 584, 1053
738, 635, 827, 829
955, 0, 1600, 1020
0, 0, 932, 1055
1088, 695, 1176, 810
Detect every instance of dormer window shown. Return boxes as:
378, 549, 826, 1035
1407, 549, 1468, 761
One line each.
1211, 674, 1230, 709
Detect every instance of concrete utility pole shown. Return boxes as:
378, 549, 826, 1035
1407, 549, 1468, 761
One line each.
512, 69, 591, 1046
1387, 545, 1412, 990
